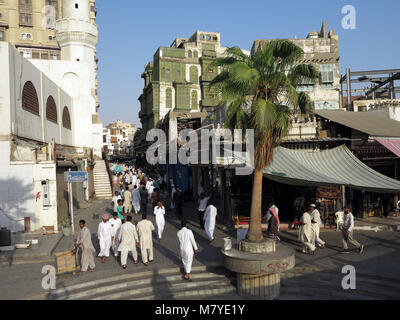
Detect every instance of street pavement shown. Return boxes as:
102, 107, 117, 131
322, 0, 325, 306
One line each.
1, 198, 400, 299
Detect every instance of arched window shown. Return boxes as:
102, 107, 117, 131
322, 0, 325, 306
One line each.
188, 50, 192, 58
166, 88, 172, 109
22, 81, 39, 115
189, 66, 198, 83
193, 50, 198, 58
46, 96, 57, 123
191, 91, 198, 109
62, 106, 71, 130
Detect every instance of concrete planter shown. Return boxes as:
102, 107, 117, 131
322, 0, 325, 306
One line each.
222, 238, 295, 300
62, 227, 72, 237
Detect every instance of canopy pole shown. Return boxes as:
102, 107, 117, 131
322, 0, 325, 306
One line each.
342, 185, 346, 210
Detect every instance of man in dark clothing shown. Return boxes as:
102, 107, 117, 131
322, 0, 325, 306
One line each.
174, 187, 184, 216
140, 185, 148, 214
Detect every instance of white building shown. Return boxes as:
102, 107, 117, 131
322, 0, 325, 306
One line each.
0, 0, 102, 232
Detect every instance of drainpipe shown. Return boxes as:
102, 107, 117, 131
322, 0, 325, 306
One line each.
346, 68, 353, 111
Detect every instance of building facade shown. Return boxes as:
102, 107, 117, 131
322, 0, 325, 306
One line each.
103, 120, 136, 157
251, 22, 341, 141
138, 31, 245, 134
0, 0, 100, 111
0, 0, 102, 232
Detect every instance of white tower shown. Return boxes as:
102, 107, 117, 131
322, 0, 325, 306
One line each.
56, 0, 98, 65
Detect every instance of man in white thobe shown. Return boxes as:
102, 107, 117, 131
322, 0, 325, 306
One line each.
153, 201, 166, 240
146, 178, 153, 191
110, 213, 122, 257
310, 204, 326, 248
98, 214, 113, 262
177, 220, 199, 281
131, 173, 138, 188
147, 184, 155, 201
299, 210, 316, 255
204, 200, 217, 242
118, 215, 140, 269
112, 191, 122, 213
136, 214, 155, 265
132, 185, 141, 214
75, 220, 96, 272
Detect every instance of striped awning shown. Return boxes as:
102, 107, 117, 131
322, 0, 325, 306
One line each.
376, 138, 400, 158
263, 145, 400, 193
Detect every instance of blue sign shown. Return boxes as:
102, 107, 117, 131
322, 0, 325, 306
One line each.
66, 171, 88, 183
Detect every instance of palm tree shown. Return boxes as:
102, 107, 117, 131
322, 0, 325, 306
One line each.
211, 40, 318, 243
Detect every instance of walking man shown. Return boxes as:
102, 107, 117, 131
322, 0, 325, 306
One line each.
124, 186, 132, 214
118, 215, 140, 269
341, 208, 364, 254
136, 214, 155, 266
310, 204, 326, 248
204, 199, 217, 242
112, 191, 122, 213
170, 184, 177, 209
75, 220, 96, 272
140, 185, 148, 213
197, 193, 209, 229
177, 220, 199, 281
110, 212, 122, 257
298, 208, 316, 255
265, 203, 280, 244
98, 214, 112, 262
153, 201, 166, 240
132, 185, 141, 214
174, 187, 184, 217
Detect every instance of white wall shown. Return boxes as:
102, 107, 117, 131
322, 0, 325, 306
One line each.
0, 141, 35, 232
0, 43, 11, 137
31, 59, 99, 150
0, 141, 58, 232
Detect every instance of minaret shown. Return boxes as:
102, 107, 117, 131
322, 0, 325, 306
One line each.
56, 0, 98, 65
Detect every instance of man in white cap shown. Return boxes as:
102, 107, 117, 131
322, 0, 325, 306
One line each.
98, 214, 112, 262
153, 201, 166, 240
204, 199, 217, 242
299, 207, 316, 255
310, 204, 326, 248
110, 212, 122, 257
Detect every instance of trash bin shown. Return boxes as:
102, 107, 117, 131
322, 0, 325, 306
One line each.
0, 228, 11, 247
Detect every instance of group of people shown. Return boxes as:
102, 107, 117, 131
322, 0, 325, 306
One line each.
74, 164, 209, 281
264, 202, 364, 255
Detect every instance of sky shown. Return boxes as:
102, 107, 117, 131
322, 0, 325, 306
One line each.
95, 0, 400, 127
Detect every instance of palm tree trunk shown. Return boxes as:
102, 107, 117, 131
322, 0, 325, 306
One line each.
246, 168, 264, 242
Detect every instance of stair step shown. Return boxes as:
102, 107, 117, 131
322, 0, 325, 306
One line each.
49, 266, 229, 300
135, 283, 237, 300
91, 277, 232, 300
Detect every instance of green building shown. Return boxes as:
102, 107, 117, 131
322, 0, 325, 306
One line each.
138, 31, 236, 134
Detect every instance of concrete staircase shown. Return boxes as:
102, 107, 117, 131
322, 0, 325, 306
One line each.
279, 268, 400, 300
47, 266, 239, 300
93, 160, 113, 200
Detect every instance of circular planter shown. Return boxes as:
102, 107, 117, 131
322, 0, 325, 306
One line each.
62, 227, 72, 237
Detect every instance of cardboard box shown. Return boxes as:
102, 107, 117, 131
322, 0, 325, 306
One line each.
55, 250, 79, 274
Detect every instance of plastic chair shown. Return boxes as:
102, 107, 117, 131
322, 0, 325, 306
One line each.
335, 211, 344, 231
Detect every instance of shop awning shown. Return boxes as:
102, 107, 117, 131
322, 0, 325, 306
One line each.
315, 110, 400, 137
262, 145, 400, 193
375, 138, 400, 158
